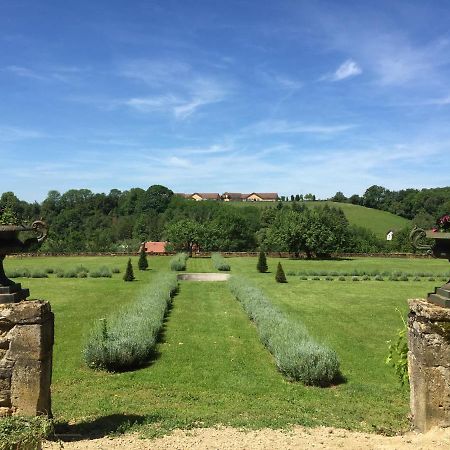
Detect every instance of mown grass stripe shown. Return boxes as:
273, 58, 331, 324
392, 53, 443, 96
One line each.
229, 275, 341, 386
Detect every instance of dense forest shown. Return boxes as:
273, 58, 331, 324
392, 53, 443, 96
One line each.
0, 184, 448, 255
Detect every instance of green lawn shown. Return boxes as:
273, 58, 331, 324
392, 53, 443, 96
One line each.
227, 200, 411, 238
4, 255, 448, 437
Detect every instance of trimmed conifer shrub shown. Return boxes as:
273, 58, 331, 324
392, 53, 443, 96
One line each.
138, 247, 149, 271
123, 258, 135, 281
83, 273, 178, 371
275, 262, 287, 283
211, 253, 230, 271
257, 251, 268, 273
229, 276, 340, 386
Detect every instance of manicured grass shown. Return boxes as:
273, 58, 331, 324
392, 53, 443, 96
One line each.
4, 255, 448, 437
226, 201, 411, 237
186, 257, 217, 272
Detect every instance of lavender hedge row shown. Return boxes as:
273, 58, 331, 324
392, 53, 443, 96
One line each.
83, 273, 178, 371
229, 276, 340, 386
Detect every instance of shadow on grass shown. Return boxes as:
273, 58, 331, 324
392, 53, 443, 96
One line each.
330, 371, 347, 387
53, 413, 162, 441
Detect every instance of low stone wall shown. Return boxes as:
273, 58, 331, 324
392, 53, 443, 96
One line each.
7, 251, 430, 259
408, 299, 450, 431
0, 300, 53, 417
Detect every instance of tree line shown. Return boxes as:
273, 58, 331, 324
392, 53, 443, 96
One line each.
1, 184, 444, 255
330, 185, 450, 227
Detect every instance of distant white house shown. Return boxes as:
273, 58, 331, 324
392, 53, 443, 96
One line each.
386, 230, 394, 241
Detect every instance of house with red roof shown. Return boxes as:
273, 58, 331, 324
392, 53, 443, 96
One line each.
141, 241, 168, 254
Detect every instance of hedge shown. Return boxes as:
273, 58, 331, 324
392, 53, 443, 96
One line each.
170, 253, 188, 271
229, 276, 340, 386
83, 273, 178, 371
211, 253, 230, 271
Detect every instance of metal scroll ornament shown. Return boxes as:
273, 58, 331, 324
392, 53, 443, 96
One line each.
410, 226, 450, 260
410, 226, 450, 308
410, 227, 433, 255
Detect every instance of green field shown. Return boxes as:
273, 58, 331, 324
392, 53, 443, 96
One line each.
4, 255, 448, 438
227, 201, 411, 238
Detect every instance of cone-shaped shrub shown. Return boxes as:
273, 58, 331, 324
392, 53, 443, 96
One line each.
275, 262, 287, 283
138, 247, 149, 271
257, 251, 268, 273
123, 258, 135, 281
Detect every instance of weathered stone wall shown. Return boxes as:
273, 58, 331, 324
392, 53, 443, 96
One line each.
0, 300, 53, 417
408, 299, 450, 432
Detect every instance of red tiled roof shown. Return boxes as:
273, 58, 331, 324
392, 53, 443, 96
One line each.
143, 242, 167, 253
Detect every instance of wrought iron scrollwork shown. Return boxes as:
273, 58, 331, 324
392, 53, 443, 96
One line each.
31, 220, 48, 243
410, 226, 433, 254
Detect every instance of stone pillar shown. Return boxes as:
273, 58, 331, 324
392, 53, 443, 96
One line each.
408, 299, 450, 431
0, 300, 53, 417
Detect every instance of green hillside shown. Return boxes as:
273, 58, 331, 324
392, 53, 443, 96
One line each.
227, 200, 411, 238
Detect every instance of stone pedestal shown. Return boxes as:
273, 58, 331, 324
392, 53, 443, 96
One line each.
0, 300, 53, 417
408, 299, 450, 431
0, 283, 30, 304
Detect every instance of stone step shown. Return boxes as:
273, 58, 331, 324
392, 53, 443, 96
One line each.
436, 287, 450, 299
428, 293, 450, 308
0, 284, 22, 294
0, 288, 30, 304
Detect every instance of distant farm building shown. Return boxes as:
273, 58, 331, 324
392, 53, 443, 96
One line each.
191, 193, 222, 201
141, 241, 168, 253
245, 193, 279, 202
223, 192, 248, 201
177, 192, 279, 202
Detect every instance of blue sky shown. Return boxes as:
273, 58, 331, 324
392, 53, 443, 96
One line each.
1, 0, 450, 202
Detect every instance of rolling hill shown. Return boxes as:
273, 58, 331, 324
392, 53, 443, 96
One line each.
227, 200, 411, 238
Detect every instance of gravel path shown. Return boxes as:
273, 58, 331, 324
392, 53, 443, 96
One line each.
43, 425, 450, 449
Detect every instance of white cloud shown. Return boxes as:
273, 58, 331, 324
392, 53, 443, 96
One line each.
0, 126, 46, 141
424, 95, 450, 106
312, 8, 450, 87
167, 156, 192, 168
119, 58, 230, 119
125, 94, 181, 113
323, 59, 362, 81
3, 65, 87, 83
3, 65, 46, 80
120, 59, 191, 87
244, 119, 356, 135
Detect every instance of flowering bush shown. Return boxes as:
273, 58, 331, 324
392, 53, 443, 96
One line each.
432, 214, 450, 232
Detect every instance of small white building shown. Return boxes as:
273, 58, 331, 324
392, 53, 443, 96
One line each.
386, 230, 394, 241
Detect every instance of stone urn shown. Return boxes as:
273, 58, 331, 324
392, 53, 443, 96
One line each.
0, 221, 48, 303
410, 227, 450, 307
